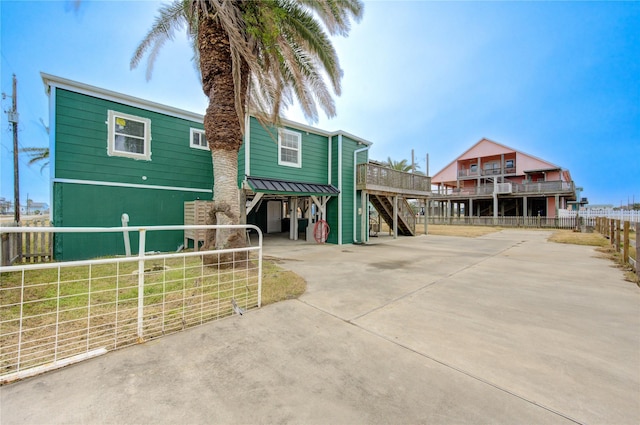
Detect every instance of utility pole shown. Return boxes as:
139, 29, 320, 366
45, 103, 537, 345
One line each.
426, 153, 429, 176
7, 74, 20, 224
411, 149, 415, 173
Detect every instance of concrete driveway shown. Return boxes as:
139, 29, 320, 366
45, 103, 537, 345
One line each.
2, 230, 639, 424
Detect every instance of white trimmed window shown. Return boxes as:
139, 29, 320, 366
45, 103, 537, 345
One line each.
190, 128, 208, 150
107, 110, 151, 160
278, 128, 301, 168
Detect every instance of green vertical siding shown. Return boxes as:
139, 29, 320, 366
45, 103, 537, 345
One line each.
341, 138, 354, 244
237, 141, 246, 186
324, 135, 368, 244
326, 136, 339, 244
53, 182, 207, 260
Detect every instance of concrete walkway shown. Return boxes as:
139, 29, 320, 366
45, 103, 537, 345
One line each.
2, 230, 639, 424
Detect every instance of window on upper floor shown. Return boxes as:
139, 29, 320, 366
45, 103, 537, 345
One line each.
107, 110, 151, 160
190, 128, 208, 150
278, 128, 302, 168
470, 164, 478, 173
483, 161, 499, 170
483, 162, 500, 174
505, 159, 514, 169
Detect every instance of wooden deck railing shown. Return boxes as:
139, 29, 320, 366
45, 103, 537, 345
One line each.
398, 198, 416, 234
595, 217, 639, 277
357, 163, 431, 196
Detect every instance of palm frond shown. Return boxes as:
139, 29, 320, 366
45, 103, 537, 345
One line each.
130, 0, 191, 79
20, 147, 50, 173
385, 157, 421, 173
133, 0, 363, 127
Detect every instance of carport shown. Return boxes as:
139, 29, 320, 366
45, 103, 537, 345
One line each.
244, 176, 339, 242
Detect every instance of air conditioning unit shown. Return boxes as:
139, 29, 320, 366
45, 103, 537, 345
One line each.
495, 183, 512, 194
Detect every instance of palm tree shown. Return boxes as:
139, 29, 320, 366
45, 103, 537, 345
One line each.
385, 157, 421, 173
132, 0, 363, 250
21, 147, 49, 173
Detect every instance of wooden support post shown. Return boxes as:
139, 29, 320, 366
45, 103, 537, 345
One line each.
289, 197, 295, 241
623, 221, 629, 265
615, 219, 621, 252
610, 219, 615, 245
393, 195, 398, 239
425, 198, 429, 235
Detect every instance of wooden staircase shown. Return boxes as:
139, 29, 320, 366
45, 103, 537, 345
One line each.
370, 194, 416, 236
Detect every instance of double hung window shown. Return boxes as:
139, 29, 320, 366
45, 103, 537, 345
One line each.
278, 128, 302, 168
190, 128, 208, 150
107, 110, 151, 160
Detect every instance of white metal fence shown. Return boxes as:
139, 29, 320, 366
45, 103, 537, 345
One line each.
0, 224, 262, 384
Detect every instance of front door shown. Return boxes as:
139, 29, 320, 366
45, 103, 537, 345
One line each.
266, 201, 282, 233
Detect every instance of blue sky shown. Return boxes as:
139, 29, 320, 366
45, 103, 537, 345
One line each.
1, 0, 639, 208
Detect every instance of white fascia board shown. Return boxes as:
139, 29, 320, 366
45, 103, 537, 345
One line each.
41, 72, 204, 123
53, 178, 212, 194
329, 130, 372, 147
244, 113, 251, 177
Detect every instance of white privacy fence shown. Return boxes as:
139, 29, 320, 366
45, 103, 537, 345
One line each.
423, 210, 638, 229
425, 216, 591, 229
559, 208, 640, 223
0, 224, 262, 384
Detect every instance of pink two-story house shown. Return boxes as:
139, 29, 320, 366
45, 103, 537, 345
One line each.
430, 138, 576, 219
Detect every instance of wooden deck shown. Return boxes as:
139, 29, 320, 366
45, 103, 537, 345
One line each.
356, 163, 431, 198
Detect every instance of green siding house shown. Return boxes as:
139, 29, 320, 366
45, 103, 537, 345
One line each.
42, 73, 371, 260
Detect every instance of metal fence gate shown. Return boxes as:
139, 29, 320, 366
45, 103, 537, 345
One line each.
0, 224, 262, 383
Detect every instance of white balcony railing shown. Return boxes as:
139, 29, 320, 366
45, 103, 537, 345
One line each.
458, 167, 517, 177
433, 181, 575, 198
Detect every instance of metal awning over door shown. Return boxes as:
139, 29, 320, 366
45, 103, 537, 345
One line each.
246, 176, 339, 197
244, 177, 336, 235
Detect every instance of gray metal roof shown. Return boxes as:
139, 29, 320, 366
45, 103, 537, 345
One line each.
247, 177, 339, 196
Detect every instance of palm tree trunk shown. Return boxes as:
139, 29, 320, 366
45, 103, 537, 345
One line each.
209, 149, 242, 249
198, 11, 249, 254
